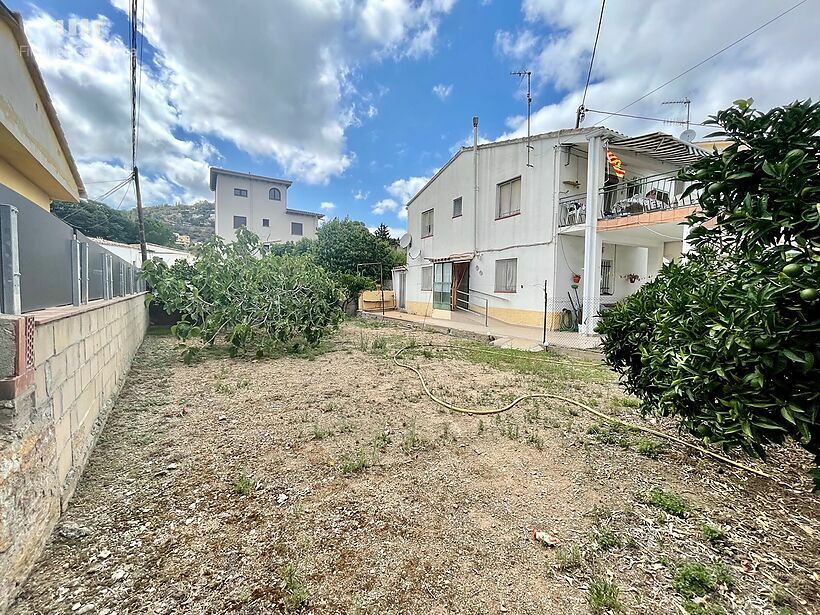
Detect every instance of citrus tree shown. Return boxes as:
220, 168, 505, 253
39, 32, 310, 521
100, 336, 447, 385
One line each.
141, 229, 344, 361
596, 99, 820, 487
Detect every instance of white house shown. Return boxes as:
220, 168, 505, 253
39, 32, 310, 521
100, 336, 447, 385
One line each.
91, 237, 192, 267
209, 167, 323, 244
396, 120, 706, 336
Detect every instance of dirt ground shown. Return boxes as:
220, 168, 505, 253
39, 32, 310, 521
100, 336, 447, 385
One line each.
10, 320, 820, 615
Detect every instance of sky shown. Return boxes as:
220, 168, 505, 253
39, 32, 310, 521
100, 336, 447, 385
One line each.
15, 0, 820, 238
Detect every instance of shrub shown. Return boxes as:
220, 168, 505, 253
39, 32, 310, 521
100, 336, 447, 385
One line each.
587, 577, 623, 614
141, 229, 343, 361
596, 100, 820, 488
645, 487, 688, 517
673, 561, 733, 599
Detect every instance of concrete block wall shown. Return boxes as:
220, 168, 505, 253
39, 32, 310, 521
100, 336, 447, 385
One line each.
0, 294, 148, 613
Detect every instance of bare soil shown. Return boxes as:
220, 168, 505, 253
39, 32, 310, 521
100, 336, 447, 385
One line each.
10, 320, 820, 615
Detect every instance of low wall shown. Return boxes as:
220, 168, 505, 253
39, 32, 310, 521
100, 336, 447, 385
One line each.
0, 294, 148, 613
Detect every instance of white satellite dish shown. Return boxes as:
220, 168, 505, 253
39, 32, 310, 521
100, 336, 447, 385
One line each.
408, 247, 421, 260
399, 232, 412, 249
679, 129, 696, 143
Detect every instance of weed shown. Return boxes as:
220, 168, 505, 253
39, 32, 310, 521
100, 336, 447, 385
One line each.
553, 545, 583, 571
619, 396, 641, 409
312, 424, 331, 440
587, 421, 632, 448
401, 421, 423, 453
526, 431, 544, 450
439, 422, 456, 443
358, 332, 367, 352
524, 406, 540, 423
645, 487, 688, 517
280, 562, 308, 610
340, 448, 370, 474
502, 418, 520, 441
233, 472, 253, 496
673, 561, 734, 599
477, 420, 485, 435
682, 601, 726, 615
591, 526, 621, 551
700, 523, 725, 543
373, 430, 392, 451
587, 577, 623, 614
371, 336, 387, 351
773, 609, 795, 615
635, 437, 662, 458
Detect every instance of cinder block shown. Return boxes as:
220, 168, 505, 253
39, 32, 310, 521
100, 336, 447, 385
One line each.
53, 318, 80, 355
60, 374, 78, 411
46, 353, 67, 392
34, 364, 47, 405
56, 439, 73, 485
54, 408, 71, 452
34, 323, 55, 367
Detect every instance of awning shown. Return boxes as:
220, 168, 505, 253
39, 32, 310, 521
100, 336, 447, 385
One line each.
609, 132, 708, 167
429, 252, 474, 263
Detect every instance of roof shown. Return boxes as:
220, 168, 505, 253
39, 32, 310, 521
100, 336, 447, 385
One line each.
609, 132, 708, 166
286, 207, 324, 219
429, 252, 474, 263
0, 2, 86, 199
91, 237, 192, 255
209, 167, 293, 191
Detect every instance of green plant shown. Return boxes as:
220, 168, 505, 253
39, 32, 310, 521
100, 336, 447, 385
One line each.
700, 523, 725, 543
591, 527, 621, 551
402, 421, 423, 453
682, 601, 726, 615
340, 448, 370, 474
634, 437, 662, 458
141, 229, 344, 360
553, 545, 583, 571
645, 487, 688, 517
587, 577, 623, 614
596, 100, 820, 488
373, 430, 392, 451
673, 561, 734, 599
587, 421, 631, 448
280, 562, 308, 610
311, 424, 331, 440
619, 397, 641, 409
233, 472, 253, 496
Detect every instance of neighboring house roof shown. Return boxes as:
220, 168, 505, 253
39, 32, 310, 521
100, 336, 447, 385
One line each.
0, 1, 86, 199
286, 207, 324, 219
91, 237, 192, 256
209, 166, 293, 191
609, 132, 708, 166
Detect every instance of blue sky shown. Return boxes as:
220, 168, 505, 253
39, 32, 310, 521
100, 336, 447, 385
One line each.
16, 0, 819, 236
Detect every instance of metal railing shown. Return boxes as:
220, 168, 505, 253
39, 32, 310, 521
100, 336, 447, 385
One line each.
558, 172, 700, 227
455, 289, 488, 327
0, 186, 146, 315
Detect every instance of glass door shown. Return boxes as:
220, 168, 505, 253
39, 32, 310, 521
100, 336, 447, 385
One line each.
433, 262, 452, 310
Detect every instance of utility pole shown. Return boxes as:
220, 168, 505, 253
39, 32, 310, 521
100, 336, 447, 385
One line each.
133, 166, 147, 263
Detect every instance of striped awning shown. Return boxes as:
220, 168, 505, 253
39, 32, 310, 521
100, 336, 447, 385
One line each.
609, 132, 708, 167
429, 252, 474, 263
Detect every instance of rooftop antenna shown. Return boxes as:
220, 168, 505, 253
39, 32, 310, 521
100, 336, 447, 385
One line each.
662, 97, 691, 130
510, 69, 534, 168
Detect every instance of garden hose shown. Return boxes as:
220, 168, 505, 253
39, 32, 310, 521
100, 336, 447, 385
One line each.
392, 343, 775, 481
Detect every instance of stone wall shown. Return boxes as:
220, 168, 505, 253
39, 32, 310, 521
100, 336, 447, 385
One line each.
0, 294, 148, 613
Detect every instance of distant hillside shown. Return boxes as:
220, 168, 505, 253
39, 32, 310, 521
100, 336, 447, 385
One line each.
143, 200, 215, 244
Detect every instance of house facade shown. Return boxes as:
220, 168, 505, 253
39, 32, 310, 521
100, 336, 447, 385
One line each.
210, 167, 322, 244
0, 2, 85, 209
397, 124, 706, 335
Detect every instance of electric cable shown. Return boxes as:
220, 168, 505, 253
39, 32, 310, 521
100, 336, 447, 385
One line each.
580, 0, 607, 110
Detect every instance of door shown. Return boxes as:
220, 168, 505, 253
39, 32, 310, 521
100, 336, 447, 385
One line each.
453, 262, 470, 310
433, 262, 452, 310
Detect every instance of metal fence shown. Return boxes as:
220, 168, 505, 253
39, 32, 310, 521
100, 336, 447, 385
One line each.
0, 185, 145, 315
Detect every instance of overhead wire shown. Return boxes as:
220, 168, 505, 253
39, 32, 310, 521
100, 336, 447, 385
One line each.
584, 109, 711, 127
135, 0, 145, 160
580, 0, 606, 110
591, 0, 811, 126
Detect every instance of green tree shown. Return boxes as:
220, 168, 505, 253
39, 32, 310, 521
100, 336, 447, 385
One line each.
52, 199, 177, 248
374, 223, 391, 242
596, 99, 820, 487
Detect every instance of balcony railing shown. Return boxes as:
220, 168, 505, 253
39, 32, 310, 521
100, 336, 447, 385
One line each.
558, 173, 700, 227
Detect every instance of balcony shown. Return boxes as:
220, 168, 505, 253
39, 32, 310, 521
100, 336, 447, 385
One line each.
558, 172, 699, 228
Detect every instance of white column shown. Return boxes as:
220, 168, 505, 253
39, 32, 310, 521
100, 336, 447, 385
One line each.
581, 135, 603, 335
681, 222, 692, 259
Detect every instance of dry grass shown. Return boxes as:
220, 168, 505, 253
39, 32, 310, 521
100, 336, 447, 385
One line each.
9, 320, 820, 614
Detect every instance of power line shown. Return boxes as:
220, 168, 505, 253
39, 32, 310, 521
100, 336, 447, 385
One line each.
584, 108, 711, 127
115, 180, 133, 210
129, 0, 138, 169
581, 0, 606, 110
591, 0, 810, 126
135, 0, 145, 160
92, 176, 133, 202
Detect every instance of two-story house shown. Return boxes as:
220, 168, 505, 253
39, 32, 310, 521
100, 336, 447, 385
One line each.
397, 121, 706, 336
209, 167, 323, 244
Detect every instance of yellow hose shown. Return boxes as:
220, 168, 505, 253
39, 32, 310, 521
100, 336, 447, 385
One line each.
393, 344, 775, 481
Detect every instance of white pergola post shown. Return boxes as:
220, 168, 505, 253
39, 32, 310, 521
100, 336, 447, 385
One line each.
581, 135, 603, 335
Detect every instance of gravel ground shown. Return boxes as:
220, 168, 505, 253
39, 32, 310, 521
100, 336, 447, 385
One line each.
9, 320, 820, 615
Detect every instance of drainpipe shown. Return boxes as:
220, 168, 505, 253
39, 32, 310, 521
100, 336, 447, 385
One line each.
472, 116, 479, 256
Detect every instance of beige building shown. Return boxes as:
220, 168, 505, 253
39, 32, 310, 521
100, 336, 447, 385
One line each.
209, 167, 322, 244
0, 2, 85, 209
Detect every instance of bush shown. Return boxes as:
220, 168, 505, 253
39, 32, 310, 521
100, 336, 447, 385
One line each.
141, 229, 343, 360
596, 100, 820, 487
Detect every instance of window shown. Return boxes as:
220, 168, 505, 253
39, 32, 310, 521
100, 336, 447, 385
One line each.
421, 208, 434, 237
601, 259, 613, 295
496, 177, 521, 219
452, 196, 463, 218
234, 188, 248, 197
494, 258, 517, 293
233, 215, 247, 229
269, 187, 281, 200
421, 266, 433, 291
291, 222, 303, 236
262, 218, 270, 227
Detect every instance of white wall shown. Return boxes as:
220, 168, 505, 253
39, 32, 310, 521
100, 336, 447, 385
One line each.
213, 173, 319, 244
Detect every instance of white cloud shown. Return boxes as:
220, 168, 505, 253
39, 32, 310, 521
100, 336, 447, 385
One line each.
385, 176, 430, 204
26, 1, 458, 206
320, 201, 336, 211
432, 83, 453, 100
371, 198, 399, 215
398, 207, 408, 221
496, 1, 820, 140
353, 189, 370, 200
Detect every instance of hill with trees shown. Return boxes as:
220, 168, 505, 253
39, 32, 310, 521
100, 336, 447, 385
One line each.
142, 200, 215, 243
52, 199, 177, 247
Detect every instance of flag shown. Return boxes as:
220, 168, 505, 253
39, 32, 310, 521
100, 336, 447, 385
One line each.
606, 149, 625, 179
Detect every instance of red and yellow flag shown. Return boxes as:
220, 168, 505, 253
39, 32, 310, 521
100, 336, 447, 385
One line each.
606, 149, 625, 178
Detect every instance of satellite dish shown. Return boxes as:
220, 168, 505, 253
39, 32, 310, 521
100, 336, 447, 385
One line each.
408, 247, 421, 260
399, 232, 412, 249
679, 129, 696, 143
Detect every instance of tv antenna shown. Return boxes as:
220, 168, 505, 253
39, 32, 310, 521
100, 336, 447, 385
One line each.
662, 97, 691, 130
510, 69, 534, 168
